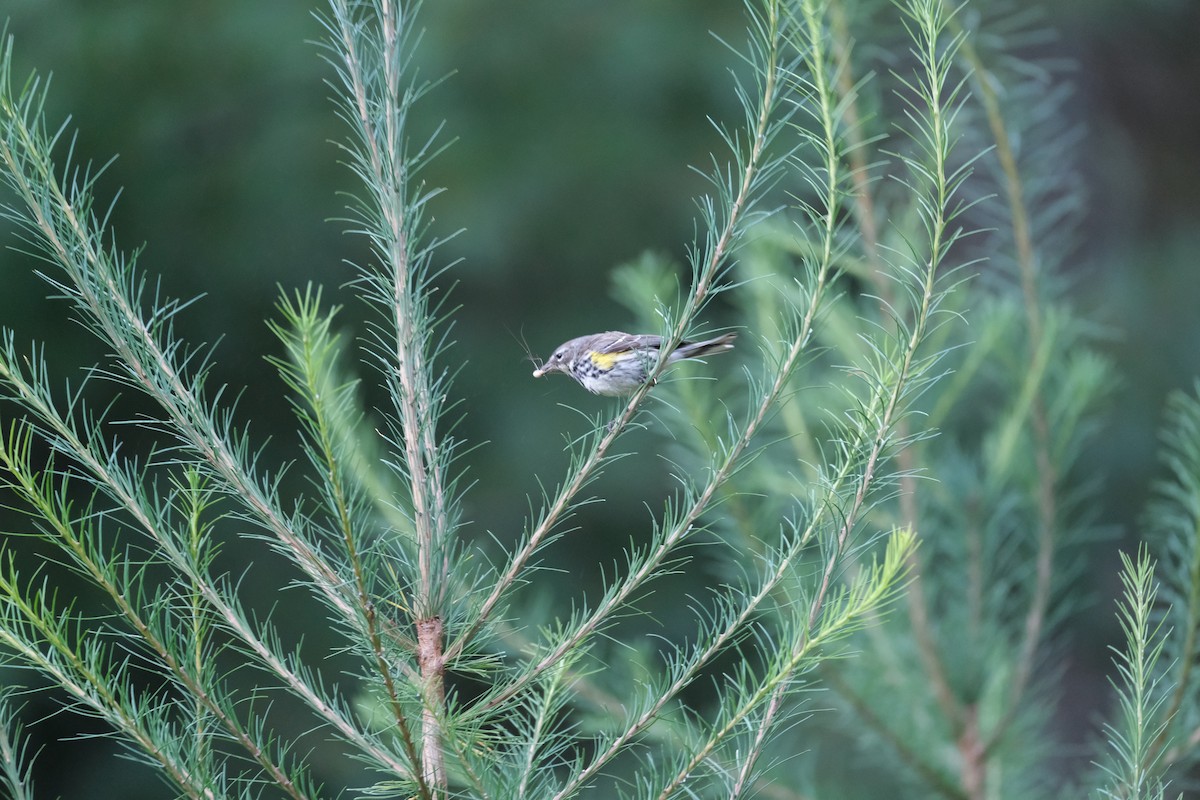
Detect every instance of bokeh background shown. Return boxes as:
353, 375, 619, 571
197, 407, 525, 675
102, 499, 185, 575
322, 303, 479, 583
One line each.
2, 0, 1198, 795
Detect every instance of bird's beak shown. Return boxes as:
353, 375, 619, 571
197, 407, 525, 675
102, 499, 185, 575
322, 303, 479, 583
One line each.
532, 363, 548, 378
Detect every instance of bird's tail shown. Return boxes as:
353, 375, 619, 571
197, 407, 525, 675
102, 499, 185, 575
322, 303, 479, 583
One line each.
672, 332, 737, 361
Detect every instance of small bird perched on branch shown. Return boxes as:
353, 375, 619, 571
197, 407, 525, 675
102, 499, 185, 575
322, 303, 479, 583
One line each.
532, 331, 736, 396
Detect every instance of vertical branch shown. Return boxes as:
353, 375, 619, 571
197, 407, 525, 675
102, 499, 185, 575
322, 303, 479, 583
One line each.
327, 1, 453, 794
0, 693, 35, 800
335, 0, 450, 619
417, 616, 446, 792
905, 4, 984, 793
1145, 385, 1200, 770
950, 16, 1059, 757
830, 0, 962, 727
808, 2, 982, 793
181, 469, 214, 770
804, 0, 962, 629
1100, 548, 1170, 799
798, 0, 885, 631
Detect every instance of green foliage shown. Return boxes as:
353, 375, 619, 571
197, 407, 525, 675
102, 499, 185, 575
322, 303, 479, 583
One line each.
0, 688, 34, 800
0, 1, 1197, 799
1094, 384, 1200, 800
1149, 385, 1200, 772
1096, 547, 1170, 800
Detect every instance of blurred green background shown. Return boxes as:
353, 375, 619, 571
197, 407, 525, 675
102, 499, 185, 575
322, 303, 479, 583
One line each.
2, 0, 1199, 794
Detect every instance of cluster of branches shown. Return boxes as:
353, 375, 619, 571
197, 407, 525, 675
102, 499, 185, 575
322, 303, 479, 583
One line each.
0, 0, 1197, 799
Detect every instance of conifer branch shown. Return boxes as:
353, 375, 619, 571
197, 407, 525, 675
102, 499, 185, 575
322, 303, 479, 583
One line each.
1145, 383, 1200, 773
0, 0, 1151, 797
1096, 548, 1170, 800
828, 0, 963, 728
445, 0, 790, 666
0, 38, 361, 629
951, 19, 1059, 756
0, 338, 415, 777
0, 692, 35, 800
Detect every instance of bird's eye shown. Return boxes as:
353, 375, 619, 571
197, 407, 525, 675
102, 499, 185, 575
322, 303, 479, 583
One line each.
554, 352, 563, 360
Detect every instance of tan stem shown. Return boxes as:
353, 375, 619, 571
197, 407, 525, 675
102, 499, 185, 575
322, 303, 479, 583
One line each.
418, 616, 446, 795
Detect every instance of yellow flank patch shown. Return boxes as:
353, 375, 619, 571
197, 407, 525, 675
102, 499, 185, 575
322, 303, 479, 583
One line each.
588, 350, 623, 370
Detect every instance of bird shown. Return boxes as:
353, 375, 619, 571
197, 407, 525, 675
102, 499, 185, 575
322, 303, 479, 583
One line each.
532, 331, 736, 396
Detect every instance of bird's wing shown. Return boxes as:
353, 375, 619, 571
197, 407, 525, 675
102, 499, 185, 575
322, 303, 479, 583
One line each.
594, 333, 662, 354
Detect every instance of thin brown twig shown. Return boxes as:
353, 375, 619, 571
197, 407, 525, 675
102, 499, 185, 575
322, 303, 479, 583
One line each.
417, 616, 446, 793
949, 19, 1059, 760
827, 0, 963, 729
